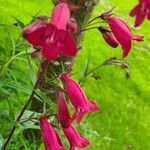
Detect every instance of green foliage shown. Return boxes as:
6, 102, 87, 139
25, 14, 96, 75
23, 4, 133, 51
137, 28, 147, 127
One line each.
0, 0, 150, 150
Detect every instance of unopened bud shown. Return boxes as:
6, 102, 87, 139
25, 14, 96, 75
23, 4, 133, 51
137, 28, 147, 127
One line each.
98, 26, 118, 48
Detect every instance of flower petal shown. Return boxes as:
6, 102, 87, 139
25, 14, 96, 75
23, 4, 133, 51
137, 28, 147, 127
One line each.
22, 16, 48, 37
67, 18, 78, 33
51, 3, 70, 30
88, 101, 100, 112
132, 35, 144, 41
24, 27, 46, 47
122, 40, 132, 58
147, 10, 150, 20
134, 12, 146, 27
58, 91, 71, 128
55, 30, 77, 57
63, 125, 90, 150
130, 4, 141, 17
42, 43, 59, 61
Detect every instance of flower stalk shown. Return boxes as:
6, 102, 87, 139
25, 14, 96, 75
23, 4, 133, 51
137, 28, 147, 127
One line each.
3, 61, 49, 150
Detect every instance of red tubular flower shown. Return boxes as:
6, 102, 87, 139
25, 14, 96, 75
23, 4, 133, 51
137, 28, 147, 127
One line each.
107, 17, 144, 58
63, 124, 90, 150
60, 73, 99, 124
98, 26, 119, 48
57, 91, 71, 128
130, 0, 150, 27
23, 3, 77, 61
39, 116, 65, 150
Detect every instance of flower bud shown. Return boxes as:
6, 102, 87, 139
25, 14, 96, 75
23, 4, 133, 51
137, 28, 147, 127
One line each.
57, 91, 71, 128
98, 26, 118, 48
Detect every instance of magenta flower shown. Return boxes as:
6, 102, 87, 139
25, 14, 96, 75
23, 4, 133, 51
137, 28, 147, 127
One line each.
98, 26, 119, 48
23, 3, 77, 61
107, 17, 144, 58
39, 116, 65, 150
60, 73, 99, 124
63, 124, 90, 150
57, 91, 71, 128
130, 0, 150, 27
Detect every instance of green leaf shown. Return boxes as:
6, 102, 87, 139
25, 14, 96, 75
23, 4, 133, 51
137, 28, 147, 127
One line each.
17, 110, 41, 129
0, 134, 4, 150
25, 49, 36, 85
12, 16, 25, 28
82, 51, 91, 76
0, 45, 6, 55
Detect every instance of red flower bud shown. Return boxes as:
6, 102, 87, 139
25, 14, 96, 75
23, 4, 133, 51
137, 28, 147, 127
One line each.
98, 26, 118, 48
57, 91, 71, 128
39, 116, 65, 150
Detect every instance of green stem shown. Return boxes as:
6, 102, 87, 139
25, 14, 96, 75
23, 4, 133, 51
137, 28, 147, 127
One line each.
2, 61, 49, 150
88, 16, 100, 24
82, 26, 98, 32
85, 63, 105, 76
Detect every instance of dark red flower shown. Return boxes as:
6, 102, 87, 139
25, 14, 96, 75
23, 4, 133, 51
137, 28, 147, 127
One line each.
98, 26, 119, 48
107, 17, 144, 58
23, 3, 77, 61
39, 116, 65, 150
60, 73, 99, 124
130, 0, 150, 27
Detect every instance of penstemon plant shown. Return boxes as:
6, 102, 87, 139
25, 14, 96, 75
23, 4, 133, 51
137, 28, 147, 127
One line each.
2, 0, 149, 149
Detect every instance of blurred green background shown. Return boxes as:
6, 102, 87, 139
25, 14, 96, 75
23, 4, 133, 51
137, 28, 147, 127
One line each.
0, 0, 150, 149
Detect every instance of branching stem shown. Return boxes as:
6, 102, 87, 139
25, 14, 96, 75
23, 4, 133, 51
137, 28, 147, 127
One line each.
3, 61, 49, 150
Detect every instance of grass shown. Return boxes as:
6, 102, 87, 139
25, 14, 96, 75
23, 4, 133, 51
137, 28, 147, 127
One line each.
0, 0, 150, 149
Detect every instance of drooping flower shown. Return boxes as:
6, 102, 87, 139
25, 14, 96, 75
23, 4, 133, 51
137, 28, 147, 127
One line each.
63, 124, 90, 150
57, 91, 71, 128
60, 73, 99, 124
23, 3, 77, 61
98, 26, 119, 48
130, 0, 150, 27
39, 116, 65, 150
107, 17, 144, 58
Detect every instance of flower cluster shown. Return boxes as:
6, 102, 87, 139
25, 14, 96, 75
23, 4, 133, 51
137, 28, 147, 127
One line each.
22, 1, 145, 150
130, 0, 150, 27
23, 3, 98, 149
23, 3, 144, 61
40, 73, 99, 150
